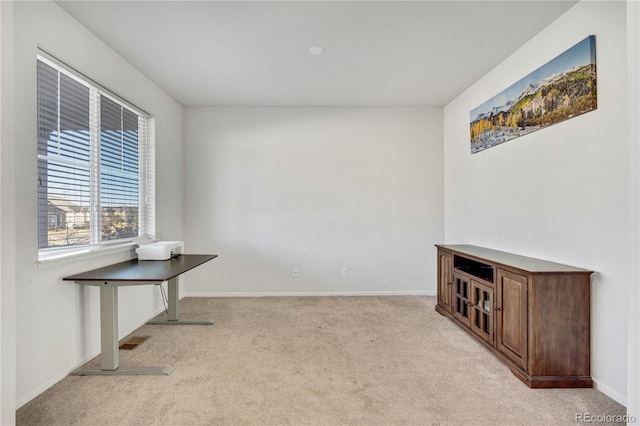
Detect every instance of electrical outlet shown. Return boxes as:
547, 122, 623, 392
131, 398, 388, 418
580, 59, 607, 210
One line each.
341, 267, 348, 277
293, 267, 299, 277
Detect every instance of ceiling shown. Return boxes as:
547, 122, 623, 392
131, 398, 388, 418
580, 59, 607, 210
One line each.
56, 1, 578, 107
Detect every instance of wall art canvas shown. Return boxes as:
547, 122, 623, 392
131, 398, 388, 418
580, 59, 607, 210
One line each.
470, 35, 596, 153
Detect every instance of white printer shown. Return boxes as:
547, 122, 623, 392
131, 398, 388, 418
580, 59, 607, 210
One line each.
134, 237, 184, 260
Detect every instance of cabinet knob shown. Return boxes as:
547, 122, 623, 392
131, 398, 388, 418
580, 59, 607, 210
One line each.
447, 281, 453, 286
494, 307, 501, 311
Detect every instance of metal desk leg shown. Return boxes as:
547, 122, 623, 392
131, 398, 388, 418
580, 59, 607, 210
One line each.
167, 276, 179, 321
71, 285, 172, 376
101, 285, 119, 370
147, 277, 214, 325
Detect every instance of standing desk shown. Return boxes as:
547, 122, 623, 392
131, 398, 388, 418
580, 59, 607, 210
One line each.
63, 254, 217, 376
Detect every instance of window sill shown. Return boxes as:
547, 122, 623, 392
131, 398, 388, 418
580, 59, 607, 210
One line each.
36, 242, 137, 270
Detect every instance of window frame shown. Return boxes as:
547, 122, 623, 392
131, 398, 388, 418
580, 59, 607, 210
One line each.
36, 51, 155, 264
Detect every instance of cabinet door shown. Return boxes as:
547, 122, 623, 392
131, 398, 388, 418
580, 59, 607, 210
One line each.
496, 269, 528, 370
470, 280, 494, 344
452, 272, 471, 327
437, 251, 453, 313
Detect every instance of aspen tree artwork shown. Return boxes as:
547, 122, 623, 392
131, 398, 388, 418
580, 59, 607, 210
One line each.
470, 35, 596, 153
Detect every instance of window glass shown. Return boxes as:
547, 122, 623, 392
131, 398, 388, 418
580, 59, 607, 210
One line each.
37, 55, 151, 253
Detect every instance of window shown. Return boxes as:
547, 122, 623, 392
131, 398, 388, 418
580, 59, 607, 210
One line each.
37, 53, 153, 257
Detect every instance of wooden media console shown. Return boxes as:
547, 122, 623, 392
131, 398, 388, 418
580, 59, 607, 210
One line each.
435, 244, 592, 388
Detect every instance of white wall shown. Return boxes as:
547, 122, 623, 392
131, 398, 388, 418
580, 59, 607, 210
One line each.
184, 107, 443, 296
444, 1, 630, 405
0, 1, 16, 423
626, 0, 640, 421
13, 1, 184, 408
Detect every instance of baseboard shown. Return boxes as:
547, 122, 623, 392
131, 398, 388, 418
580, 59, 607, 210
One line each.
184, 290, 436, 297
592, 378, 627, 407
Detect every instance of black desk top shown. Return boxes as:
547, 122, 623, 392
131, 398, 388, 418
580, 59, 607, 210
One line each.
63, 254, 218, 282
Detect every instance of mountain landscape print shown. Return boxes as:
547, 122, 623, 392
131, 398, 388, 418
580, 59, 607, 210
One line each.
470, 35, 596, 153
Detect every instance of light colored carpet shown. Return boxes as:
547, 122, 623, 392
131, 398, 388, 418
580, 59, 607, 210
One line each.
17, 296, 625, 425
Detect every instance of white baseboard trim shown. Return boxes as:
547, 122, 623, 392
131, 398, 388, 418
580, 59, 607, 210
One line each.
592, 378, 627, 408
184, 290, 436, 297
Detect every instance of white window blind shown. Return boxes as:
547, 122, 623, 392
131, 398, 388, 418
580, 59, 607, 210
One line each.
37, 53, 154, 255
